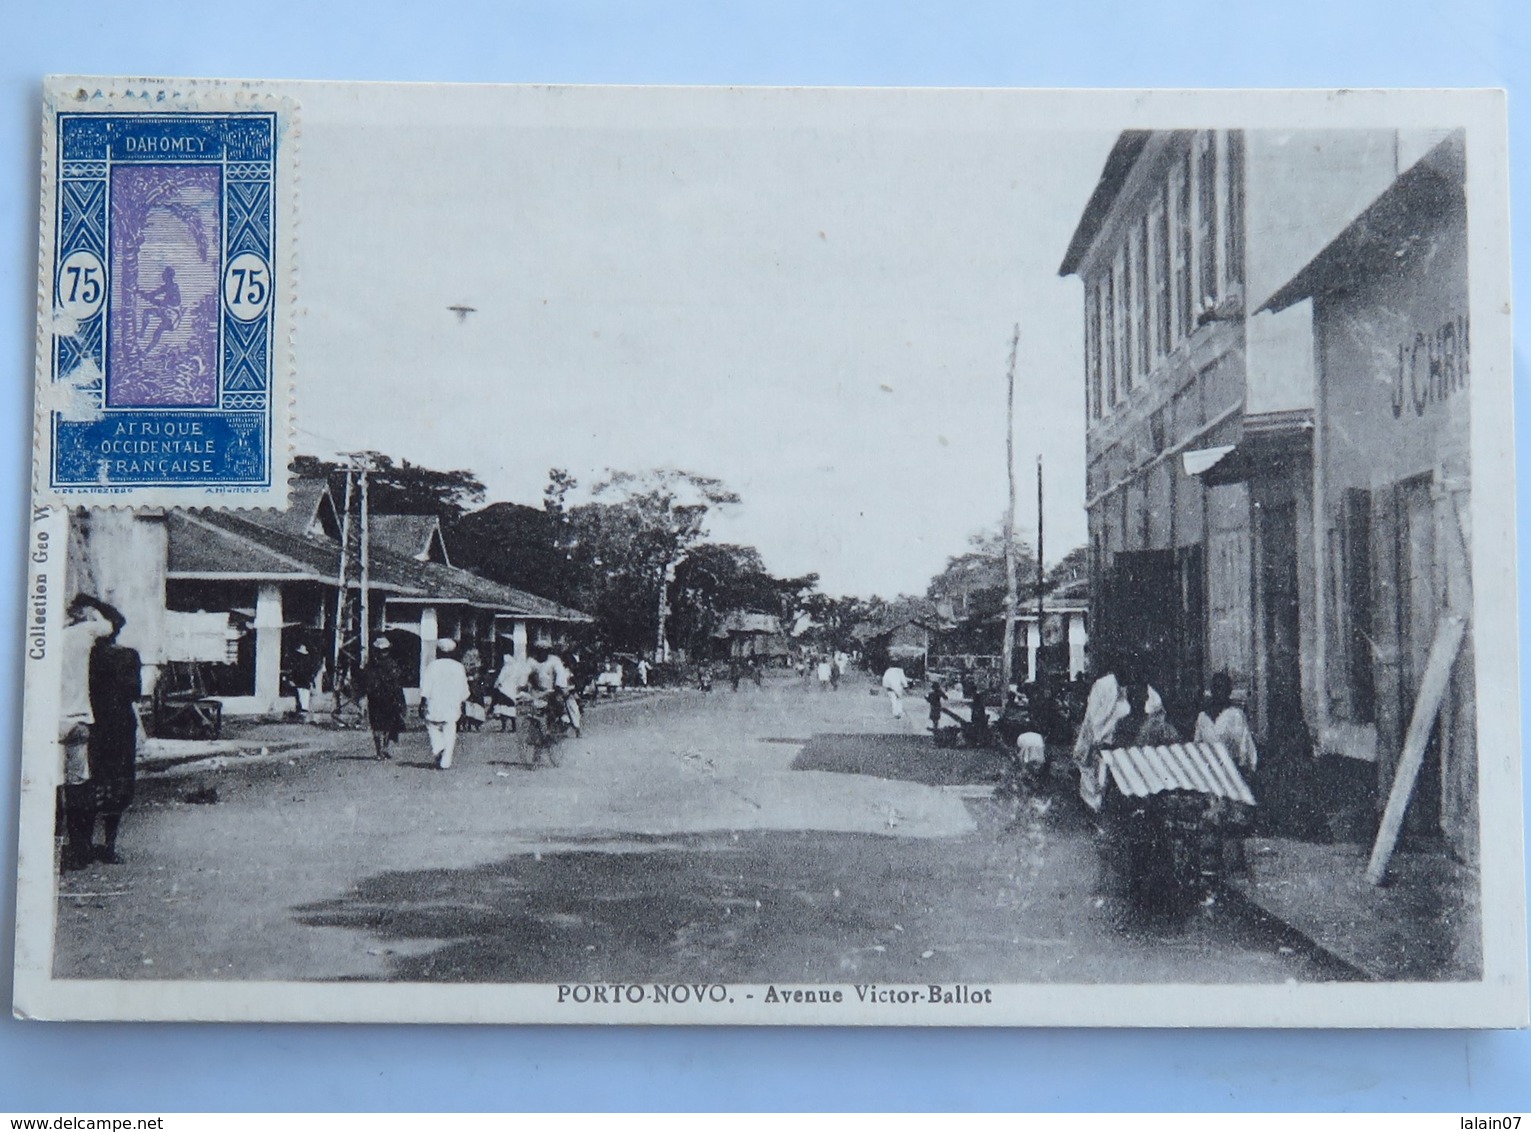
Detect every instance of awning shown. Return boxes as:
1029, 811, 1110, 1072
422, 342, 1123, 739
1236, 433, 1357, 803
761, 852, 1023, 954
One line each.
1182, 445, 1235, 477
1259, 133, 1465, 315
1182, 413, 1312, 487
1102, 742, 1256, 805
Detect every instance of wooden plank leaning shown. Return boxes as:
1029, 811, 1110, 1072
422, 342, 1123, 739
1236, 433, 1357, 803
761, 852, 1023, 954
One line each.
1365, 613, 1469, 885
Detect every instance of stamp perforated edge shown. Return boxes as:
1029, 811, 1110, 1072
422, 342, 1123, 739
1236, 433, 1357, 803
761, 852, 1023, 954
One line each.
32, 76, 298, 512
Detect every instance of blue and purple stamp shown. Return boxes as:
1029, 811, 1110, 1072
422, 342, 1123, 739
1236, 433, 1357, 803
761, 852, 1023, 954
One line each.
40, 90, 292, 505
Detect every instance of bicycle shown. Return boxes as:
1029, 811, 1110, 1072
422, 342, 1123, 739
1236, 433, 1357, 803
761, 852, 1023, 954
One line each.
520, 688, 576, 768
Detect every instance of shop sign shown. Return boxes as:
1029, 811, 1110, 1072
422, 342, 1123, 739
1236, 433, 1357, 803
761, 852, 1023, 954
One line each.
1392, 315, 1469, 418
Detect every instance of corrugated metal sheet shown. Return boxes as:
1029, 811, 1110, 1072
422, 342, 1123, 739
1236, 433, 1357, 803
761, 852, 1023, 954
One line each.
1101, 741, 1255, 805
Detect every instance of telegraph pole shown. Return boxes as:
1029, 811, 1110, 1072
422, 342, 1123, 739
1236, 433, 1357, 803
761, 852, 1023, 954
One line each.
332, 464, 355, 683
1000, 323, 1020, 693
358, 459, 371, 668
1036, 453, 1045, 680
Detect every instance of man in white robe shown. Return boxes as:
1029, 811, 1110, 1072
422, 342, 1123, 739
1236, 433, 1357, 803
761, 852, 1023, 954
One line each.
420, 639, 470, 769
881, 665, 909, 719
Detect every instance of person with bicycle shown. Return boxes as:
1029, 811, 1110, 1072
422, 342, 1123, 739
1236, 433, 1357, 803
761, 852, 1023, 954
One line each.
528, 643, 581, 739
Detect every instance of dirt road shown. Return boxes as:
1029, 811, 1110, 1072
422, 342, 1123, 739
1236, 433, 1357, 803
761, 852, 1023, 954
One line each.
53, 673, 1355, 984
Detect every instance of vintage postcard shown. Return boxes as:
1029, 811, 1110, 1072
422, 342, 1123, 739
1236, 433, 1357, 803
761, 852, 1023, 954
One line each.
13, 79, 1526, 1026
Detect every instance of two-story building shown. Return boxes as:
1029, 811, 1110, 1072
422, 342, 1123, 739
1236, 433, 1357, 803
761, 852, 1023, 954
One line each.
1059, 127, 1459, 835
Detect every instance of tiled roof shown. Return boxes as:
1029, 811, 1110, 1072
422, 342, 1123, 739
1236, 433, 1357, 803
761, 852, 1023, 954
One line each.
167, 508, 590, 622
851, 598, 951, 641
261, 477, 337, 539
718, 611, 781, 635
370, 514, 448, 563
397, 558, 592, 622
167, 510, 339, 581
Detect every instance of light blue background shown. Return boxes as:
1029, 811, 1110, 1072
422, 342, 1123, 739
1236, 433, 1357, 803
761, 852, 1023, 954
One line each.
2, 0, 1529, 1112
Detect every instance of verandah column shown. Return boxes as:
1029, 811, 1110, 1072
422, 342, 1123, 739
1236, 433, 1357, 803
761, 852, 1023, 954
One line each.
253, 582, 283, 711
418, 606, 438, 686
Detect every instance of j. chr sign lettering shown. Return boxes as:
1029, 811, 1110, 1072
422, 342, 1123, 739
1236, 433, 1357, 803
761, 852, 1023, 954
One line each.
1392, 314, 1469, 419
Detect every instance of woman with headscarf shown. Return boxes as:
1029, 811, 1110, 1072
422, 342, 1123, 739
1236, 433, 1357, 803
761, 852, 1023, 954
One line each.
1193, 672, 1258, 773
1194, 671, 1259, 874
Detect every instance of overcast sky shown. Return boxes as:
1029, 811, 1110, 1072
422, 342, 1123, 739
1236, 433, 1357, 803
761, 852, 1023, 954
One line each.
292, 85, 1113, 597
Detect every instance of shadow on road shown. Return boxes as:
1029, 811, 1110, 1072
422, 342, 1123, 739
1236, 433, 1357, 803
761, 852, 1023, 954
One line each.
790, 732, 1008, 787
292, 831, 921, 984
288, 811, 1362, 985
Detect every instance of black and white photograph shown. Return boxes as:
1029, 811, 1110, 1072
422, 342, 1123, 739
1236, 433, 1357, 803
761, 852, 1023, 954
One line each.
14, 80, 1525, 1026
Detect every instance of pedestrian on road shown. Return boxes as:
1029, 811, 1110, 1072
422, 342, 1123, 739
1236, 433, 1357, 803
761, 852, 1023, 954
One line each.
361, 637, 407, 759
459, 645, 486, 732
1114, 681, 1179, 748
962, 675, 992, 745
816, 656, 833, 691
881, 664, 909, 719
288, 642, 322, 723
995, 686, 1046, 785
85, 618, 142, 864
59, 594, 122, 871
492, 652, 528, 732
636, 657, 650, 687
926, 679, 947, 735
420, 639, 470, 769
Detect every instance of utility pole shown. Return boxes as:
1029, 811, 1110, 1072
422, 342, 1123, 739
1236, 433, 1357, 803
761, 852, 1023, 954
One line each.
1000, 323, 1020, 694
1036, 453, 1045, 681
358, 460, 371, 669
656, 564, 670, 664
332, 465, 355, 684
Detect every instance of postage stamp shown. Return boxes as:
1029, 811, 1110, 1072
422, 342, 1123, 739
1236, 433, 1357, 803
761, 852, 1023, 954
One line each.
35, 79, 295, 507
10, 81, 1526, 1027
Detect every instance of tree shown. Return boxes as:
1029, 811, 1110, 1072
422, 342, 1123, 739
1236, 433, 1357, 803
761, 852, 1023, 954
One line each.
771, 571, 823, 644
670, 543, 769, 656
446, 501, 564, 600
560, 468, 742, 658
667, 544, 822, 658
800, 593, 875, 652
1046, 544, 1090, 593
924, 522, 1040, 655
291, 453, 486, 521
926, 524, 1037, 618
